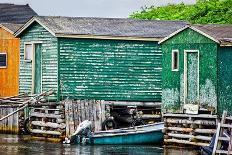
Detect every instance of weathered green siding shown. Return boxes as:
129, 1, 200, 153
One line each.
161, 28, 218, 112
218, 46, 232, 115
59, 38, 162, 101
19, 22, 58, 99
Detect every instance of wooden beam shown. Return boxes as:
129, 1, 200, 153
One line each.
104, 101, 161, 107
0, 100, 25, 104
163, 113, 217, 119
164, 139, 209, 147
213, 123, 221, 155
168, 133, 212, 141
0, 93, 28, 101
141, 114, 161, 119
0, 104, 22, 108
195, 128, 216, 134
29, 102, 58, 107
31, 121, 66, 129
30, 129, 61, 135
166, 127, 215, 134
166, 118, 216, 125
30, 112, 62, 119
167, 127, 193, 132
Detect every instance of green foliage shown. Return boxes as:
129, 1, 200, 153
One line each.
130, 0, 232, 24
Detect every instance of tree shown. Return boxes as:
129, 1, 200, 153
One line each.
129, 0, 232, 24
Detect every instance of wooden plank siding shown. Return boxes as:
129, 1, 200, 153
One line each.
19, 22, 58, 99
218, 46, 232, 115
0, 27, 14, 39
59, 38, 162, 101
19, 21, 162, 102
0, 28, 19, 97
161, 28, 218, 113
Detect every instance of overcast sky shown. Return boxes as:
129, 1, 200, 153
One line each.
2, 0, 195, 18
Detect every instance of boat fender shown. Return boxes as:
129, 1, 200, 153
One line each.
23, 117, 31, 134
102, 118, 117, 131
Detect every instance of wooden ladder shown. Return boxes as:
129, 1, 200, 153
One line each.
213, 111, 232, 155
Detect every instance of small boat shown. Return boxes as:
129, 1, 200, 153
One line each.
64, 121, 164, 145
91, 122, 164, 145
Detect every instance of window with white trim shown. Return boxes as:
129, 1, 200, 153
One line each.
24, 44, 33, 61
0, 53, 7, 68
172, 50, 179, 71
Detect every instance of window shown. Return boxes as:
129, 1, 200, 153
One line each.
172, 50, 179, 71
0, 53, 7, 68
24, 44, 33, 61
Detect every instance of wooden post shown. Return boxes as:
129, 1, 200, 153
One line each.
212, 123, 222, 155
65, 100, 70, 137
227, 130, 232, 155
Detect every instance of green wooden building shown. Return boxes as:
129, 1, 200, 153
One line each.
15, 16, 187, 102
159, 24, 232, 115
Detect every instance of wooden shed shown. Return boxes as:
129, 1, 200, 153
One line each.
0, 23, 21, 97
0, 3, 37, 97
15, 16, 187, 103
159, 24, 232, 115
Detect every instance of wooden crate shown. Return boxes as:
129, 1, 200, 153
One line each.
29, 103, 66, 140
163, 113, 218, 147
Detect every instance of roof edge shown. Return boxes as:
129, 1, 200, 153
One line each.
14, 16, 163, 41
158, 25, 220, 44
190, 26, 220, 44
14, 16, 56, 37
158, 25, 189, 44
56, 33, 162, 41
0, 24, 14, 34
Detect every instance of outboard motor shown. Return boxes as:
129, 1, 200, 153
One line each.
63, 120, 92, 144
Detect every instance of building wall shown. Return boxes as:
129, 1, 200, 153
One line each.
58, 38, 162, 101
19, 22, 58, 99
218, 46, 232, 115
161, 28, 218, 113
0, 28, 19, 97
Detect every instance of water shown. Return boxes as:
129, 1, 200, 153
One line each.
0, 134, 197, 155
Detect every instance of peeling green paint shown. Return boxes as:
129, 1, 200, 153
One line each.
19, 21, 162, 102
59, 38, 162, 101
186, 52, 198, 104
161, 28, 218, 113
162, 88, 180, 112
199, 79, 217, 109
218, 47, 232, 115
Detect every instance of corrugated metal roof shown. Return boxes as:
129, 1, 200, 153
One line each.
0, 3, 37, 24
31, 16, 188, 39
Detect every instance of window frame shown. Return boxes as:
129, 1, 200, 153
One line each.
172, 50, 179, 71
0, 52, 7, 68
24, 42, 34, 62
